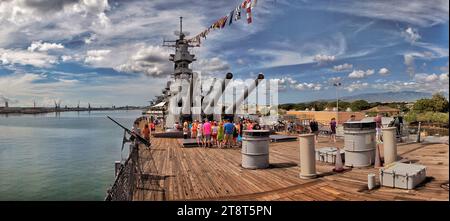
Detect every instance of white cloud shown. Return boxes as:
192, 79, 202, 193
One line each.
115, 45, 171, 77
303, 0, 449, 27
439, 73, 449, 82
404, 54, 415, 66
28, 41, 64, 52
372, 76, 448, 94
415, 73, 439, 83
236, 58, 245, 65
0, 71, 168, 107
402, 27, 421, 43
329, 77, 342, 83
0, 0, 110, 25
61, 55, 73, 62
270, 76, 322, 91
0, 73, 75, 104
404, 54, 415, 77
197, 57, 230, 75
345, 81, 369, 92
314, 54, 336, 64
378, 68, 390, 76
348, 69, 375, 79
293, 82, 323, 91
93, 12, 111, 28
0, 94, 18, 104
84, 49, 111, 63
84, 33, 97, 44
333, 63, 353, 72
0, 48, 57, 68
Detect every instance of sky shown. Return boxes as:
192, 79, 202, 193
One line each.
0, 0, 448, 107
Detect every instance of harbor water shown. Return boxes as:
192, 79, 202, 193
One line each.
0, 110, 141, 200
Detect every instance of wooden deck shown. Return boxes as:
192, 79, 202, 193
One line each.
132, 133, 449, 201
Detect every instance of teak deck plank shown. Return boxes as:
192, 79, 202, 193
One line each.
132, 127, 449, 201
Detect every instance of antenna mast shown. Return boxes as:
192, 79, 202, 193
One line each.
180, 16, 183, 37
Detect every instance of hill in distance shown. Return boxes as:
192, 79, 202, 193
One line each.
339, 91, 432, 103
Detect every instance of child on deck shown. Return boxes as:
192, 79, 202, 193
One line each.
211, 122, 218, 148
196, 121, 203, 147
217, 121, 224, 148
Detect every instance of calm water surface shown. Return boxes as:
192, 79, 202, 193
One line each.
0, 110, 142, 200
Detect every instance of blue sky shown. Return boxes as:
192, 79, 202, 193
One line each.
0, 0, 448, 107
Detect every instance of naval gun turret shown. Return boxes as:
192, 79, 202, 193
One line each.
203, 72, 233, 119
223, 73, 264, 120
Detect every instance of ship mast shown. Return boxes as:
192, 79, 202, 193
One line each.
162, 17, 200, 123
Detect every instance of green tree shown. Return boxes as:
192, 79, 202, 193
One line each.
338, 101, 351, 111
350, 100, 370, 111
431, 93, 449, 112
413, 99, 434, 112
294, 103, 306, 110
413, 93, 449, 113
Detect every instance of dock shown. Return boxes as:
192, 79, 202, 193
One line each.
107, 123, 449, 201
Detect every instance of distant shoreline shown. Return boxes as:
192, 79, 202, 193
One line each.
0, 107, 145, 115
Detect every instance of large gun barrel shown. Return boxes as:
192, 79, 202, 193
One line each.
203, 72, 233, 115
107, 116, 151, 147
225, 73, 264, 115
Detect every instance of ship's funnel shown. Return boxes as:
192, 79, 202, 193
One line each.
225, 73, 264, 115
203, 72, 233, 115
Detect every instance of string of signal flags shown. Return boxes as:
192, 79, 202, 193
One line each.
188, 0, 258, 45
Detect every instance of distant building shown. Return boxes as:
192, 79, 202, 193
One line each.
363, 106, 400, 117
406, 102, 415, 110
4, 101, 8, 108
286, 110, 365, 125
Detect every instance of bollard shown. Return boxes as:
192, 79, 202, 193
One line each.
299, 134, 317, 179
374, 144, 382, 167
382, 127, 397, 165
368, 173, 375, 190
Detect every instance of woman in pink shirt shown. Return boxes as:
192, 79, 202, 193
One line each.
203, 120, 212, 148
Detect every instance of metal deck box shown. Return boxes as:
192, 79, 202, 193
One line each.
379, 162, 427, 189
315, 147, 345, 164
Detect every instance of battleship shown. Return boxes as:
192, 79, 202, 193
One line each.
104, 18, 449, 201
147, 17, 267, 131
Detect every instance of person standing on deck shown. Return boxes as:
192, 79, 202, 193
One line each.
330, 118, 337, 143
246, 120, 253, 131
211, 121, 218, 148
203, 119, 212, 148
309, 119, 319, 143
233, 122, 239, 147
252, 122, 261, 130
238, 120, 244, 147
183, 121, 188, 131
374, 113, 383, 142
217, 121, 224, 148
183, 121, 189, 139
188, 121, 192, 135
393, 115, 401, 136
150, 121, 156, 135
142, 124, 150, 144
347, 115, 356, 122
191, 120, 198, 139
197, 121, 203, 147
223, 119, 234, 148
